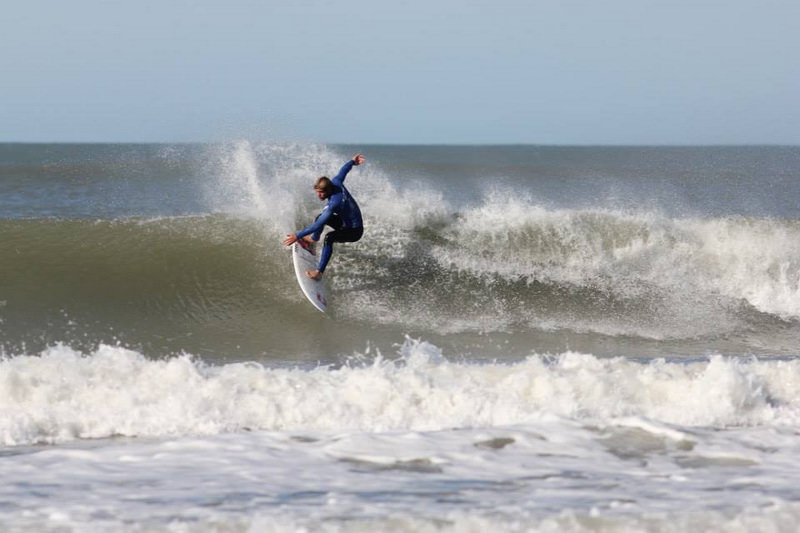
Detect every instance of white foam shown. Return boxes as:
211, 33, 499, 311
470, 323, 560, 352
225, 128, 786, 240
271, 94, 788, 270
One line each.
427, 187, 800, 321
2, 418, 800, 532
2, 339, 800, 531
2, 340, 800, 447
679, 217, 800, 319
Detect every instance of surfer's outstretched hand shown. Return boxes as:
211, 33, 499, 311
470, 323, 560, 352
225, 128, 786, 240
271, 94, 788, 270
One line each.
352, 154, 365, 166
283, 234, 298, 246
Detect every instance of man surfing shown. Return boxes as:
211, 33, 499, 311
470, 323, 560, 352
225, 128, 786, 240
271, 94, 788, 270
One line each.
283, 154, 365, 280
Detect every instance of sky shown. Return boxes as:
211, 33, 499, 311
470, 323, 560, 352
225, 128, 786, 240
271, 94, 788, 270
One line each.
2, 0, 798, 145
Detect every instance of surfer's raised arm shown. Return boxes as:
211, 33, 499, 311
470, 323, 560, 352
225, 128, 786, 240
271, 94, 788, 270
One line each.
331, 154, 366, 187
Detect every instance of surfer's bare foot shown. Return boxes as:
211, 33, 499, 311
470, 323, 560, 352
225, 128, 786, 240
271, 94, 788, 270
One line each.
306, 269, 323, 281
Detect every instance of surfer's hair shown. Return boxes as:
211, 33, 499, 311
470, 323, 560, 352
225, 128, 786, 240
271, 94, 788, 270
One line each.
314, 177, 333, 194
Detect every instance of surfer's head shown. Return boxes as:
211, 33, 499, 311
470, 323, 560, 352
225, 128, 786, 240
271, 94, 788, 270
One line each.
314, 177, 333, 200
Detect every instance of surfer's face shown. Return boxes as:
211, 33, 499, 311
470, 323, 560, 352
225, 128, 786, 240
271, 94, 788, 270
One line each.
313, 177, 333, 200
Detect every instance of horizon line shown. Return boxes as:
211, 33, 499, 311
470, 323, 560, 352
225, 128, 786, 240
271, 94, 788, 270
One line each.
1, 140, 798, 148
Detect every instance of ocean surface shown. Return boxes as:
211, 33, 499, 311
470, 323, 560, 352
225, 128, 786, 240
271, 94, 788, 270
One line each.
1, 142, 800, 531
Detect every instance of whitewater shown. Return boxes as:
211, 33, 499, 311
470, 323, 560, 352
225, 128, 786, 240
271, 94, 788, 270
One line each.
1, 142, 800, 531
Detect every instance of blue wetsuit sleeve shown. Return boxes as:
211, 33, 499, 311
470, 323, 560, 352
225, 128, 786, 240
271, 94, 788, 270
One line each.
331, 160, 355, 186
295, 194, 343, 239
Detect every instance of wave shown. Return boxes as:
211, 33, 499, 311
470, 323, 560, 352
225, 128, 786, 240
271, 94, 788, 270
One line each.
425, 189, 800, 317
0, 215, 294, 357
349, 195, 800, 351
1, 211, 800, 357
2, 141, 800, 358
1, 338, 799, 446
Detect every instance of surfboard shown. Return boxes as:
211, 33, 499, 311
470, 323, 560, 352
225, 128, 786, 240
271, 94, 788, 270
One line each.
291, 240, 329, 313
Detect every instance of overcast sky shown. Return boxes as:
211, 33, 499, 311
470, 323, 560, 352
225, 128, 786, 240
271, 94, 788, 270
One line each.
2, 0, 798, 144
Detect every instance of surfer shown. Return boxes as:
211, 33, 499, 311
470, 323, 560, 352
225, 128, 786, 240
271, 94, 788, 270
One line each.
283, 154, 365, 280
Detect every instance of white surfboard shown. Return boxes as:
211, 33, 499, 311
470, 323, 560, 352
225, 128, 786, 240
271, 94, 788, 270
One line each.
291, 241, 329, 313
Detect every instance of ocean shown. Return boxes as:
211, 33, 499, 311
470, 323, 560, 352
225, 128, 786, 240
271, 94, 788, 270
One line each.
1, 142, 800, 532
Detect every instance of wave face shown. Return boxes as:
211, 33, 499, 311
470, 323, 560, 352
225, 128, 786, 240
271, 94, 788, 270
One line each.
1, 143, 800, 359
